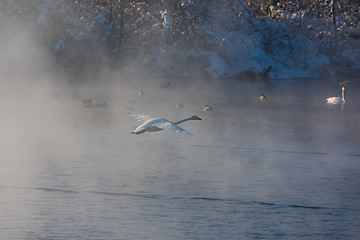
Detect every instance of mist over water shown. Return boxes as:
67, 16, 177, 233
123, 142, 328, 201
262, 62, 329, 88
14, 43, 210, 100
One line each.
1, 23, 360, 240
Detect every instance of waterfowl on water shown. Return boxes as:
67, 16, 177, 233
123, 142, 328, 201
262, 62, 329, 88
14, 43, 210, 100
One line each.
259, 95, 267, 101
176, 104, 184, 109
127, 112, 201, 136
80, 98, 93, 108
327, 87, 345, 104
80, 99, 92, 104
203, 105, 213, 111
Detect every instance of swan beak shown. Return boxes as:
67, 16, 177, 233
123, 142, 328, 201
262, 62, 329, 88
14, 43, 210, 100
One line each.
196, 116, 202, 120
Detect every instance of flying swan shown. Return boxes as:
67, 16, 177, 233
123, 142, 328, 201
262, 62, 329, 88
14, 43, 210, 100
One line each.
327, 87, 345, 104
127, 112, 201, 136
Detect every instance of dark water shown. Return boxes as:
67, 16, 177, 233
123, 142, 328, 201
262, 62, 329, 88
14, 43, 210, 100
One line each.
1, 80, 360, 239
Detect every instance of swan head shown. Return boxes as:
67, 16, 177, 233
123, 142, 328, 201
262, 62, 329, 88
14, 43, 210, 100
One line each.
342, 87, 345, 91
190, 115, 202, 120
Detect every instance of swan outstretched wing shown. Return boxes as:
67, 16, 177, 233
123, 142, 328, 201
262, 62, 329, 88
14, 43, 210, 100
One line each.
153, 121, 194, 136
127, 112, 199, 137
126, 112, 157, 122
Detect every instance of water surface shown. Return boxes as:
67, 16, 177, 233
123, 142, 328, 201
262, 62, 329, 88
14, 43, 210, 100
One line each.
1, 80, 359, 239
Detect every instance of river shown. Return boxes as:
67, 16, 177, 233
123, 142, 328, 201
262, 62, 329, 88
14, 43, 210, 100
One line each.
1, 79, 359, 239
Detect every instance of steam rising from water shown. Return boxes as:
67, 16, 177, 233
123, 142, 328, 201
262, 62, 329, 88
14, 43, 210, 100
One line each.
0, 24, 358, 164
1, 22, 360, 239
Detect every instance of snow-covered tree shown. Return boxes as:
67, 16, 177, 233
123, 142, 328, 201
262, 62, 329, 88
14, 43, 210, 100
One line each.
0, 0, 359, 80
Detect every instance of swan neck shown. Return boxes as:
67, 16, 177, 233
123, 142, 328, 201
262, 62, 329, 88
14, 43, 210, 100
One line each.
174, 117, 192, 125
342, 88, 345, 101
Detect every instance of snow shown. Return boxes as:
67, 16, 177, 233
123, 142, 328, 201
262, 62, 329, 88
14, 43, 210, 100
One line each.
206, 52, 226, 78
161, 10, 172, 28
55, 40, 65, 52
9, 1, 360, 80
96, 14, 107, 24
37, 4, 49, 25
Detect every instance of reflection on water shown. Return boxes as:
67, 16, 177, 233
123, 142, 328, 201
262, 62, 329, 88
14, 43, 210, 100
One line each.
1, 81, 360, 239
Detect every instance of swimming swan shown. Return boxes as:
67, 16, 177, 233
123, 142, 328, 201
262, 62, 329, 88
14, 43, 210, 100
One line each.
327, 87, 345, 104
127, 112, 201, 136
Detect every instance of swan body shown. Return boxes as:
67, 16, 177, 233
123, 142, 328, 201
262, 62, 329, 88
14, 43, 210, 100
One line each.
80, 99, 107, 109
327, 87, 345, 104
326, 97, 344, 104
127, 112, 201, 136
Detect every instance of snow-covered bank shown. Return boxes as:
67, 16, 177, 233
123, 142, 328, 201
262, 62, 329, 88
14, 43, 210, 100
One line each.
1, 1, 359, 81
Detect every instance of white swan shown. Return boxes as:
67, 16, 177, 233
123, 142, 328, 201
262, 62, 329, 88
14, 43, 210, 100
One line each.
327, 87, 345, 104
127, 112, 201, 136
